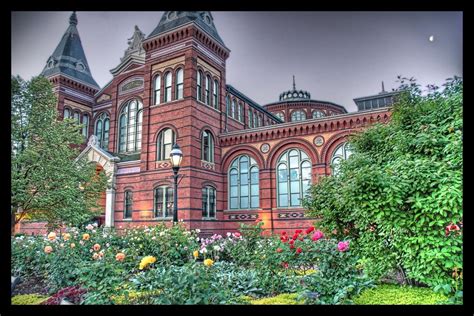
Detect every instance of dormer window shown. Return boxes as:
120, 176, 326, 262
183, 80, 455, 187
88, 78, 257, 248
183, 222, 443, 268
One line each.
76, 62, 85, 71
47, 58, 55, 69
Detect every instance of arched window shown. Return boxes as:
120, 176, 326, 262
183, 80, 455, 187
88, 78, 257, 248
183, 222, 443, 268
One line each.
226, 95, 230, 116
164, 72, 172, 102
277, 149, 312, 207
63, 108, 70, 119
94, 112, 110, 150
175, 68, 184, 100
124, 190, 132, 219
118, 99, 143, 153
201, 130, 214, 162
205, 75, 211, 105
82, 114, 89, 137
202, 186, 216, 219
228, 155, 259, 210
275, 112, 284, 122
157, 128, 176, 161
291, 110, 306, 122
248, 110, 253, 128
73, 111, 80, 124
197, 71, 203, 102
153, 74, 161, 105
231, 99, 237, 119
213, 80, 219, 109
238, 102, 243, 122
331, 142, 353, 175
312, 110, 325, 118
154, 186, 173, 218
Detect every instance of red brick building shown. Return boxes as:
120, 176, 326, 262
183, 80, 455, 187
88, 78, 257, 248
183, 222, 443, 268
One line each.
19, 11, 395, 236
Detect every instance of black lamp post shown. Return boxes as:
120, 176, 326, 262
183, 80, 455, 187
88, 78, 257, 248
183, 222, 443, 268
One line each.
169, 143, 183, 223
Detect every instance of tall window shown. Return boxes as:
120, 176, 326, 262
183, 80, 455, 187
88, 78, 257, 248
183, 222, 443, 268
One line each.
257, 115, 262, 127
226, 96, 230, 116
164, 72, 172, 102
73, 111, 80, 123
291, 110, 306, 122
153, 74, 161, 105
124, 190, 132, 219
82, 114, 89, 137
248, 110, 253, 128
63, 108, 70, 119
201, 130, 214, 162
118, 99, 143, 153
197, 71, 203, 102
202, 186, 216, 219
331, 142, 353, 175
312, 110, 325, 118
275, 112, 285, 122
213, 80, 219, 109
175, 68, 184, 100
277, 149, 312, 207
253, 112, 258, 128
154, 186, 173, 218
94, 112, 110, 150
157, 128, 175, 161
238, 103, 243, 122
205, 75, 211, 105
232, 99, 237, 119
228, 155, 259, 210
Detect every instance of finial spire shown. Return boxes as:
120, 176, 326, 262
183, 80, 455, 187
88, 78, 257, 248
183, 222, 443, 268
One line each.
293, 75, 296, 90
70, 11, 78, 26
381, 81, 386, 93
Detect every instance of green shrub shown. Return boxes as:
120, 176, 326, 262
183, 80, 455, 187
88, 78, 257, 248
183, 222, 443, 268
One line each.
12, 294, 49, 305
353, 284, 447, 305
304, 77, 463, 293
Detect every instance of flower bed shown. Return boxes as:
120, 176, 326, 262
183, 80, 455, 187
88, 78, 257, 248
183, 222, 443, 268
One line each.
10, 220, 410, 305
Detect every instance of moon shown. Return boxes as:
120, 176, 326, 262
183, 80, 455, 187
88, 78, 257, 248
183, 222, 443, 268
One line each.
429, 35, 435, 42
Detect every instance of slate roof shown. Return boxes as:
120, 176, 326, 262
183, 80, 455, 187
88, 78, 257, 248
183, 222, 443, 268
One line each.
41, 12, 99, 89
147, 11, 226, 48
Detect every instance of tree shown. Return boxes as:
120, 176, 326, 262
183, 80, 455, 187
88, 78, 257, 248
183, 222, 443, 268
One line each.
11, 76, 108, 233
303, 76, 463, 294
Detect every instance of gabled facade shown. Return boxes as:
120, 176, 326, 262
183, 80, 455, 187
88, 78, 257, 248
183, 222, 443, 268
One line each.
21, 11, 393, 237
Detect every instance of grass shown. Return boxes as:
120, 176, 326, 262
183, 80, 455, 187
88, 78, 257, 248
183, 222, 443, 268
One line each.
353, 284, 448, 305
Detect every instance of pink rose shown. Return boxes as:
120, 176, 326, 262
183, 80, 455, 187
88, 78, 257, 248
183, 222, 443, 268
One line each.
338, 241, 350, 252
312, 230, 324, 241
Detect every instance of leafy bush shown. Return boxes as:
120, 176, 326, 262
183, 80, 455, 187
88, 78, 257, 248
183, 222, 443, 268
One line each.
304, 77, 463, 296
247, 293, 304, 305
353, 284, 447, 305
12, 294, 49, 305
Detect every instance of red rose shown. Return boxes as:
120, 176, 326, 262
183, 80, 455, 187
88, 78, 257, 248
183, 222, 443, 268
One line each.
290, 244, 295, 249
296, 247, 302, 254
276, 248, 283, 253
281, 231, 287, 235
305, 227, 315, 234
234, 232, 241, 238
295, 229, 303, 234
282, 262, 289, 269
280, 235, 289, 243
289, 239, 294, 245
292, 234, 298, 240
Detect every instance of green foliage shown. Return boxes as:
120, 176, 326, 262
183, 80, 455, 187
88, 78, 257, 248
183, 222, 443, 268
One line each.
11, 294, 49, 305
11, 75, 108, 230
353, 284, 447, 305
304, 77, 463, 296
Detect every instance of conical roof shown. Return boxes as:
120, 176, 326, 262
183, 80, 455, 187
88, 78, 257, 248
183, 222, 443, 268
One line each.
147, 11, 225, 47
41, 12, 99, 89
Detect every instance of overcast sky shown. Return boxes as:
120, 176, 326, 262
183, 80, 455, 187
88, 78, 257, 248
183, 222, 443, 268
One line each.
11, 11, 462, 112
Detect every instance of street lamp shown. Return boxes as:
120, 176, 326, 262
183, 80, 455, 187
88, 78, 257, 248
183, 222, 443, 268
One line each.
169, 143, 183, 223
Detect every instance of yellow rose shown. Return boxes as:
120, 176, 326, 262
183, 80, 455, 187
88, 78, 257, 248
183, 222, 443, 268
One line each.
203, 259, 214, 267
47, 232, 56, 241
62, 233, 71, 241
139, 256, 157, 270
70, 243, 76, 248
92, 253, 99, 260
193, 250, 199, 259
82, 233, 90, 241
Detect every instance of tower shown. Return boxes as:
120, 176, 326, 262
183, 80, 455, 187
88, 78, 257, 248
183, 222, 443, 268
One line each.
41, 12, 99, 146
134, 11, 230, 229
